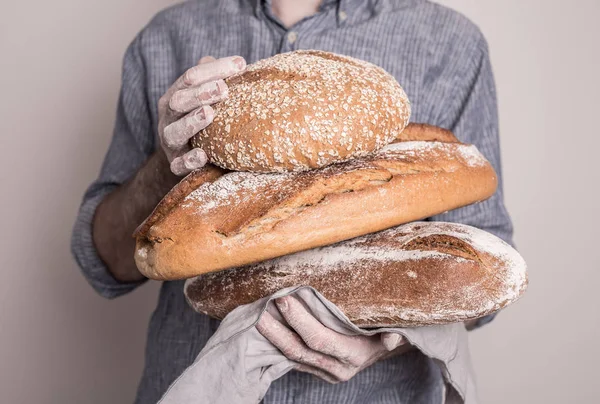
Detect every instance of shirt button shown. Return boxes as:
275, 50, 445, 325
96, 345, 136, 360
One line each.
287, 31, 298, 44
338, 10, 347, 21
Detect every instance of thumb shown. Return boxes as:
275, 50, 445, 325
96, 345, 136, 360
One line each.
380, 333, 404, 351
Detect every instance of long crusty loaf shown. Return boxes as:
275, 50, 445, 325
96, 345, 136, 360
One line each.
190, 50, 411, 173
134, 124, 498, 280
184, 222, 528, 327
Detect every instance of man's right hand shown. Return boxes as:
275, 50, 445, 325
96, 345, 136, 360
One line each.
92, 56, 246, 282
159, 55, 246, 176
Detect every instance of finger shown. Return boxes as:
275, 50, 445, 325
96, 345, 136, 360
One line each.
256, 312, 349, 377
199, 56, 217, 64
182, 147, 208, 170
381, 333, 405, 351
159, 56, 244, 116
170, 148, 208, 176
294, 364, 340, 384
169, 80, 228, 113
163, 105, 214, 150
176, 56, 245, 91
170, 157, 188, 177
275, 296, 383, 365
387, 341, 414, 358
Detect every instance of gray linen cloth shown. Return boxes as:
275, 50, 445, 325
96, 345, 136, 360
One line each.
159, 286, 478, 404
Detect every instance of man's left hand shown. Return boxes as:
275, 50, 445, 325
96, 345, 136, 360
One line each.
256, 295, 412, 384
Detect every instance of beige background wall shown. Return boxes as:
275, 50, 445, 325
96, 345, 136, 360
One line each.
1, 0, 598, 403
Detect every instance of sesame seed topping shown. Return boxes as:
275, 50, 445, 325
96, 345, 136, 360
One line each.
191, 50, 411, 172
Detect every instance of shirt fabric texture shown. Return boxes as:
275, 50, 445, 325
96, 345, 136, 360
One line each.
71, 0, 514, 403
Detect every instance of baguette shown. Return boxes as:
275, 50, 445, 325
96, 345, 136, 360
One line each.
184, 222, 528, 327
134, 124, 498, 280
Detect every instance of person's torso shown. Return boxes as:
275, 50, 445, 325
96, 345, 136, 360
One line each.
134, 1, 483, 402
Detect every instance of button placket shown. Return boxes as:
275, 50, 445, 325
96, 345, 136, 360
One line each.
287, 31, 298, 44
280, 30, 299, 52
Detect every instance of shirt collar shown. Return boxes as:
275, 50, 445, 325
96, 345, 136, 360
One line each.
251, 0, 416, 27
253, 0, 345, 18
320, 0, 341, 10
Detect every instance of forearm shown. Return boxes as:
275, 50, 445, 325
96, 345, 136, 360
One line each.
92, 151, 179, 282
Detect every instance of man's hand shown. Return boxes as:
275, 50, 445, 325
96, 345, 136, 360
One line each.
93, 56, 245, 281
257, 295, 411, 384
159, 55, 246, 176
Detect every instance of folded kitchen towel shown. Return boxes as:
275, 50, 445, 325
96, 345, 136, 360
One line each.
159, 286, 478, 404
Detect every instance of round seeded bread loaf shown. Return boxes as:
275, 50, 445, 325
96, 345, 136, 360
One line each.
190, 50, 411, 173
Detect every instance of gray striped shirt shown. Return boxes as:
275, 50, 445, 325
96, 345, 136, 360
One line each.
71, 0, 514, 402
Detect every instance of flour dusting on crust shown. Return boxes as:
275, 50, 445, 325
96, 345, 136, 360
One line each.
181, 171, 292, 214
379, 141, 488, 167
182, 141, 492, 218
184, 222, 528, 327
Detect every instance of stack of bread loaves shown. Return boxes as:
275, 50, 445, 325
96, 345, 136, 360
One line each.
134, 50, 527, 327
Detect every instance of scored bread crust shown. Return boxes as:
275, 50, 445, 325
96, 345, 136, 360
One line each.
134, 124, 498, 280
133, 123, 456, 239
184, 222, 528, 327
190, 50, 411, 173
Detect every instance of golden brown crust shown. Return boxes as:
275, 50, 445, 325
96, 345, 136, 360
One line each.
134, 125, 498, 280
190, 50, 411, 173
135, 123, 456, 239
183, 222, 528, 327
133, 166, 227, 238
396, 123, 459, 143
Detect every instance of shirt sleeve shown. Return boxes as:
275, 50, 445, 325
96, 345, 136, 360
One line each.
428, 36, 515, 329
71, 32, 156, 299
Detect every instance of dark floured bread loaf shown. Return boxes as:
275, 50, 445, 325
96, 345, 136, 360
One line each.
190, 50, 411, 173
184, 222, 528, 328
134, 124, 498, 280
